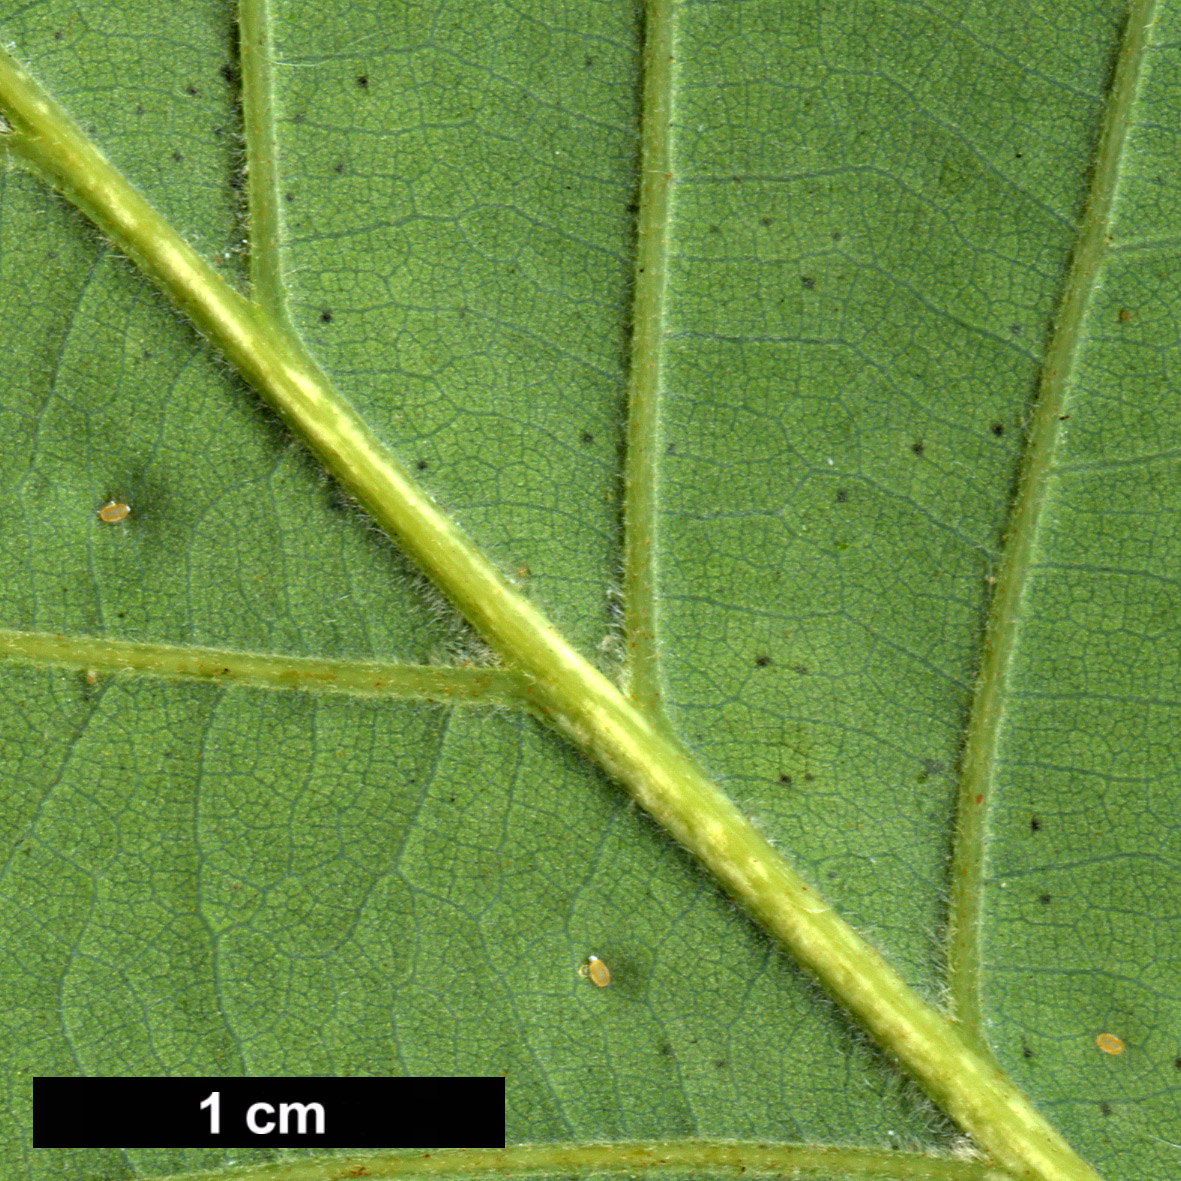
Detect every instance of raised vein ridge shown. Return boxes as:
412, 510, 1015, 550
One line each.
239, 0, 288, 318
0, 629, 525, 705
622, 0, 675, 719
947, 0, 1158, 1040
141, 1141, 1009, 1181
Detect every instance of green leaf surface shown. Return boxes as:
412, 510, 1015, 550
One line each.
0, 1, 1178, 1180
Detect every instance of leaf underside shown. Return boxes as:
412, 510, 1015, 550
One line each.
0, 2, 1178, 1180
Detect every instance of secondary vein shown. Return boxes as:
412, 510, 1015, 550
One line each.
0, 629, 525, 705
947, 0, 1158, 1040
140, 1141, 1012, 1181
622, 0, 675, 720
239, 0, 289, 319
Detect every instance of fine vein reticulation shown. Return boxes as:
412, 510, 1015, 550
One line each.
946, 0, 1157, 1041
0, 22, 1107, 1181
622, 0, 675, 721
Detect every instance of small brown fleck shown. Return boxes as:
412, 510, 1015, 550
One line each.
1030, 815, 1041, 833
320, 310, 333, 323
1038, 894, 1052, 905
991, 422, 1005, 436
778, 774, 792, 786
1119, 308, 1130, 323
911, 440, 924, 455
356, 74, 369, 88
754, 655, 771, 668
836, 488, 848, 503
800, 275, 816, 289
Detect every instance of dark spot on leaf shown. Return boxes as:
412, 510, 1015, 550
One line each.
1022, 1045, 1033, 1059
714, 1059, 726, 1070
836, 488, 848, 503
666, 442, 677, 455
584, 55, 595, 68
659, 1042, 673, 1057
778, 774, 792, 786
229, 172, 244, 191
580, 431, 594, 444
219, 63, 240, 86
320, 310, 333, 323
135, 104, 144, 115
800, 275, 816, 289
334, 161, 346, 174
1100, 1102, 1112, 1117
356, 74, 369, 88
292, 111, 305, 124
991, 422, 1005, 436
708, 224, 721, 234
793, 665, 809, 676
1039, 894, 1052, 905
185, 84, 198, 96
732, 175, 743, 183
1014, 150, 1023, 159
53, 30, 63, 40
911, 440, 924, 455
142, 350, 152, 360
1119, 307, 1131, 322
1030, 815, 1041, 833
1009, 323, 1022, 335
1058, 414, 1070, 421
760, 216, 773, 227
754, 655, 771, 668
416, 459, 428, 471
626, 202, 639, 214
171, 150, 184, 163
803, 772, 814, 782
284, 192, 294, 202
1175, 1057, 1181, 1069
832, 230, 841, 241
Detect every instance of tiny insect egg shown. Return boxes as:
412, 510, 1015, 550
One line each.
586, 954, 611, 988
84, 669, 99, 685
1095, 1032, 1125, 1056
98, 501, 131, 524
